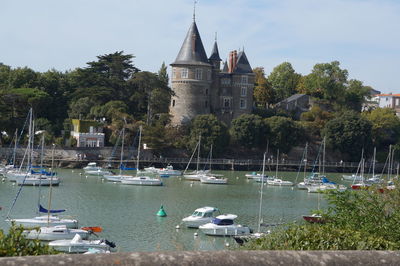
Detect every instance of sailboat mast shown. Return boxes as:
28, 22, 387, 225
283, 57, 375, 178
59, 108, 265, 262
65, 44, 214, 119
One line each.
209, 144, 213, 171
47, 144, 55, 225
136, 126, 142, 175
37, 134, 45, 213
304, 143, 308, 179
196, 135, 201, 172
388, 145, 392, 181
275, 150, 279, 178
12, 128, 18, 166
372, 147, 376, 178
322, 137, 326, 175
257, 152, 266, 233
119, 127, 125, 176
390, 146, 395, 181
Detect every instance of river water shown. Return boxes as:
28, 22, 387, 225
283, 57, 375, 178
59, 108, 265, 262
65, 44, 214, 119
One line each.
0, 169, 348, 252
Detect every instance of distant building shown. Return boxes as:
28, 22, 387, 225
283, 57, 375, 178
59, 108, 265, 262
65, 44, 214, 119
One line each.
275, 94, 311, 119
374, 93, 400, 115
71, 119, 105, 147
169, 17, 254, 126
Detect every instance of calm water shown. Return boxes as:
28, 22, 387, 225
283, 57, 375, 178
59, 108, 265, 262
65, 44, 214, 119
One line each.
0, 169, 349, 252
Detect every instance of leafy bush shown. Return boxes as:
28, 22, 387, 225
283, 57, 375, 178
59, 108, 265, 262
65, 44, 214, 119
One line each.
242, 184, 400, 250
0, 224, 57, 256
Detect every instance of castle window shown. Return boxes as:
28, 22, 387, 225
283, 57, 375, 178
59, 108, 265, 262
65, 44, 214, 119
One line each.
241, 87, 247, 97
240, 99, 247, 109
241, 76, 248, 84
205, 100, 208, 107
205, 88, 209, 95
223, 98, 231, 108
221, 78, 230, 85
172, 99, 176, 107
181, 68, 188, 79
195, 69, 202, 80
172, 68, 176, 79
207, 70, 211, 80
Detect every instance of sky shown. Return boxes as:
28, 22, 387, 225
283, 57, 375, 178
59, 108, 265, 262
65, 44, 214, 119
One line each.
1, 0, 399, 93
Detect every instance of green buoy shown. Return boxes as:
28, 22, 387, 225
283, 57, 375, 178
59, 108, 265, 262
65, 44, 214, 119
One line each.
157, 205, 167, 217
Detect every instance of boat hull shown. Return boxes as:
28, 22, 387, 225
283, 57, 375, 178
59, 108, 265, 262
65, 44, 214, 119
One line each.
49, 240, 111, 253
24, 228, 89, 241
9, 216, 78, 229
121, 177, 163, 186
199, 225, 251, 236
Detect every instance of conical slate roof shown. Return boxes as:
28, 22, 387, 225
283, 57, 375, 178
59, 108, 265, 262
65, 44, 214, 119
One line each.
209, 41, 221, 61
172, 22, 210, 66
222, 60, 229, 72
233, 51, 253, 74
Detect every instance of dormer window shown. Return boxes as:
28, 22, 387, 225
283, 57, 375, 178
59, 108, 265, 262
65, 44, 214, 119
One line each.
181, 68, 188, 79
241, 76, 248, 84
221, 78, 231, 85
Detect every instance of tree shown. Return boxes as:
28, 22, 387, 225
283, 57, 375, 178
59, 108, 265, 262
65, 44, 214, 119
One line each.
68, 97, 97, 119
296, 61, 348, 102
343, 79, 371, 111
300, 105, 334, 138
267, 62, 301, 102
265, 116, 304, 153
363, 108, 400, 149
187, 114, 229, 156
323, 111, 372, 160
230, 114, 268, 148
253, 67, 275, 107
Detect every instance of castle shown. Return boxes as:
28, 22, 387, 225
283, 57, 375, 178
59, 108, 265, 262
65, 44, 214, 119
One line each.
169, 18, 254, 126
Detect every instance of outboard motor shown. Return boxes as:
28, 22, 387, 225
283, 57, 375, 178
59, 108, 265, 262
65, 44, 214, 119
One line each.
104, 239, 116, 248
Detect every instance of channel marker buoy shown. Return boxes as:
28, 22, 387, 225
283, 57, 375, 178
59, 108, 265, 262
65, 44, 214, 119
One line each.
157, 205, 167, 217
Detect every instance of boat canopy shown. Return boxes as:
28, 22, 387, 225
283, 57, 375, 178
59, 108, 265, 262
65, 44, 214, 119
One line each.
120, 164, 136, 170
31, 169, 56, 176
322, 177, 335, 184
212, 218, 234, 225
39, 204, 65, 214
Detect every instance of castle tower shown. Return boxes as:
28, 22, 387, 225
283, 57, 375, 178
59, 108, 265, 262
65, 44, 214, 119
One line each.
208, 40, 222, 115
170, 21, 212, 125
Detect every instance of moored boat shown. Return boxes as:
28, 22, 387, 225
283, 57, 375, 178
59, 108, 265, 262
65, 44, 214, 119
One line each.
198, 214, 251, 236
24, 225, 90, 241
49, 234, 115, 253
181, 206, 219, 228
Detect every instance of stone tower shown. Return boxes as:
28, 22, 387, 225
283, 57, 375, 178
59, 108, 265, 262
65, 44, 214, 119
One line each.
170, 20, 212, 125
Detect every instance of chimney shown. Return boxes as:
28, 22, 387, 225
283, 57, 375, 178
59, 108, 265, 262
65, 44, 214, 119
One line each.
233, 50, 238, 72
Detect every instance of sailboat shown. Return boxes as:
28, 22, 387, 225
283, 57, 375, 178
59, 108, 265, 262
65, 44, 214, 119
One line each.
103, 128, 135, 182
120, 126, 163, 186
183, 136, 209, 181
266, 150, 293, 186
200, 145, 228, 184
6, 115, 78, 229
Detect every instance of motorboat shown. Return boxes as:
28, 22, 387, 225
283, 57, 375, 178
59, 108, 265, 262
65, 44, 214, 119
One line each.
24, 225, 90, 241
342, 174, 363, 181
143, 166, 160, 173
157, 165, 182, 176
120, 175, 163, 186
266, 178, 294, 186
200, 175, 228, 184
8, 215, 78, 229
49, 234, 115, 253
297, 173, 328, 189
245, 172, 267, 179
83, 162, 102, 172
181, 207, 219, 228
302, 213, 325, 224
307, 184, 346, 193
198, 214, 251, 236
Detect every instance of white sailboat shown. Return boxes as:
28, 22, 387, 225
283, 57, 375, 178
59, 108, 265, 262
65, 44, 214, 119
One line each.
266, 150, 293, 186
200, 145, 228, 184
103, 128, 134, 182
183, 136, 209, 181
120, 126, 163, 186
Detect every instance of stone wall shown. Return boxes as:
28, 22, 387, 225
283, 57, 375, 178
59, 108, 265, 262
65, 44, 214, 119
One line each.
0, 250, 399, 266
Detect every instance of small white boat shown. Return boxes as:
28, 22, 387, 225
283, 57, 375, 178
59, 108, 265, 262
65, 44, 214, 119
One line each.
245, 172, 267, 179
24, 225, 90, 241
307, 184, 346, 193
181, 206, 219, 228
16, 175, 60, 186
200, 175, 228, 184
143, 166, 160, 173
49, 234, 115, 253
342, 174, 363, 181
199, 214, 251, 236
85, 169, 112, 176
83, 162, 102, 172
183, 170, 210, 181
266, 178, 294, 186
157, 165, 182, 176
120, 175, 163, 186
8, 215, 78, 229
102, 174, 132, 182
